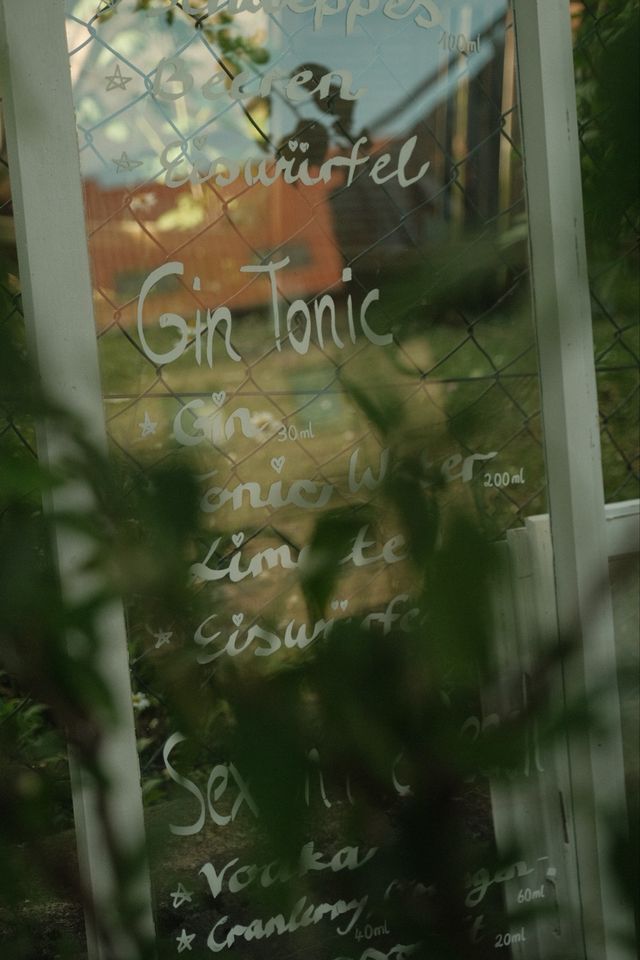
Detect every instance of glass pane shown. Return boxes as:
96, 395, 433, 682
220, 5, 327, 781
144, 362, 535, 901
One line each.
65, 2, 562, 958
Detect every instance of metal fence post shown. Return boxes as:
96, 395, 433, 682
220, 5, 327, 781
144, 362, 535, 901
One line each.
512, 1, 631, 957
0, 1, 155, 956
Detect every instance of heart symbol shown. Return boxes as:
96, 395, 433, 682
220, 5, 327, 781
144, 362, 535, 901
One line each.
193, 135, 207, 150
299, 142, 309, 153
288, 139, 298, 151
232, 532, 244, 548
232, 613, 244, 627
271, 456, 285, 474
212, 391, 226, 407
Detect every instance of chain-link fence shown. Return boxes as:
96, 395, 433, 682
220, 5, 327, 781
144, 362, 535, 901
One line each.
1, 0, 638, 953
69, 0, 545, 539
0, 113, 42, 775
60, 8, 549, 940
2, 0, 635, 819
0, 144, 34, 464
574, 0, 640, 503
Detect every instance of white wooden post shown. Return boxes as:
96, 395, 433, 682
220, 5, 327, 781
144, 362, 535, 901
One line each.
0, 1, 155, 957
489, 527, 584, 959
512, 1, 631, 957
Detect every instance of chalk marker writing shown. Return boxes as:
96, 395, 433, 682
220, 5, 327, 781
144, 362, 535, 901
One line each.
190, 524, 407, 583
161, 135, 430, 193
154, 58, 366, 104
148, 0, 443, 37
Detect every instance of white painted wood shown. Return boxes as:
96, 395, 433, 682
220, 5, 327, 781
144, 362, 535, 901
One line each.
0, 1, 155, 957
512, 1, 631, 956
487, 527, 582, 958
605, 500, 640, 558
523, 515, 584, 955
499, 507, 639, 956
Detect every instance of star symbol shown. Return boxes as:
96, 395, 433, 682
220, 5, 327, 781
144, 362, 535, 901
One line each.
113, 151, 143, 174
170, 883, 193, 909
150, 627, 173, 649
105, 64, 132, 92
176, 929, 195, 953
138, 411, 158, 437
